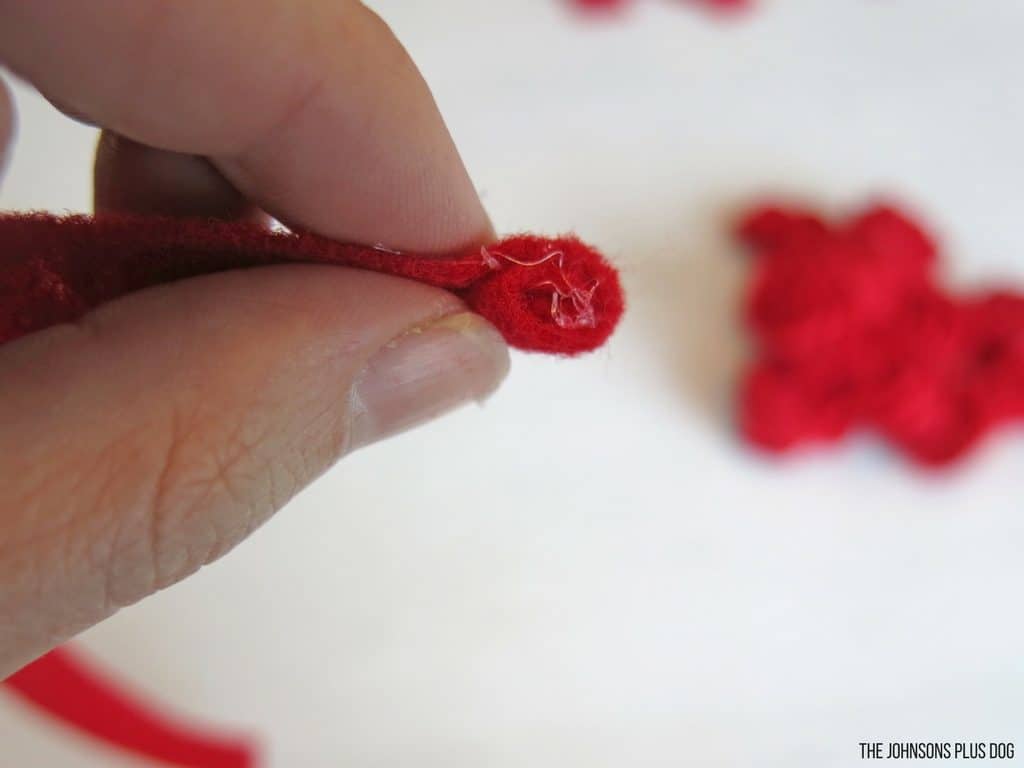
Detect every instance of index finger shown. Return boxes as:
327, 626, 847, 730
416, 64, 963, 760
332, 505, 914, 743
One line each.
0, 0, 491, 251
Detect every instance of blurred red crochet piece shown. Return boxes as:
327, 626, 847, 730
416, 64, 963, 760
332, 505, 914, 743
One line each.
573, 0, 749, 15
737, 203, 1024, 466
0, 212, 623, 356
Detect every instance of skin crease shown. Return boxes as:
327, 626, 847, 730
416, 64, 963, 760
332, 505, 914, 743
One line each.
94, 133, 265, 222
0, 79, 11, 174
0, 0, 510, 677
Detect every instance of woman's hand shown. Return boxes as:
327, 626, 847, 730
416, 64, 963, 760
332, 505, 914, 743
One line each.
0, 0, 509, 677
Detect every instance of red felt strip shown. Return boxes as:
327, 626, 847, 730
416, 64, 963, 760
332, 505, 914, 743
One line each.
0, 212, 624, 356
737, 201, 1024, 466
0, 212, 622, 765
4, 647, 255, 768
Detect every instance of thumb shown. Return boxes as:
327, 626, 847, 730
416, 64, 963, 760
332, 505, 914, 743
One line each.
0, 265, 508, 676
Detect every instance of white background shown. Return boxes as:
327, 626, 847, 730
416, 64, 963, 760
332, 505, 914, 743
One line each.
2, 1, 1024, 766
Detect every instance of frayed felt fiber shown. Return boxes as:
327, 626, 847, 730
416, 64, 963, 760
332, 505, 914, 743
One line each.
737, 202, 1024, 467
571, 0, 750, 16
0, 212, 624, 356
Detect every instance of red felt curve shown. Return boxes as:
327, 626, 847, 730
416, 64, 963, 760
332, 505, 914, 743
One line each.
0, 212, 624, 356
4, 647, 255, 768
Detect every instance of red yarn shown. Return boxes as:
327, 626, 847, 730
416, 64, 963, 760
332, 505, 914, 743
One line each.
0, 212, 623, 356
737, 202, 1024, 466
5, 647, 254, 768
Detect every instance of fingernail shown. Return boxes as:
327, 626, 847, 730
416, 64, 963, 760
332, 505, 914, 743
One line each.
347, 312, 510, 451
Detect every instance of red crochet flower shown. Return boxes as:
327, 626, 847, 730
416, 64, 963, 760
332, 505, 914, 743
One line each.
737, 202, 1024, 466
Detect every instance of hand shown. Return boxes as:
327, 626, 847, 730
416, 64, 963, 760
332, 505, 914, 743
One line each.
0, 0, 509, 677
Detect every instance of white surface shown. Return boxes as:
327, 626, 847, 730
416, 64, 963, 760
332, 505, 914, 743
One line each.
3, 1, 1024, 766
